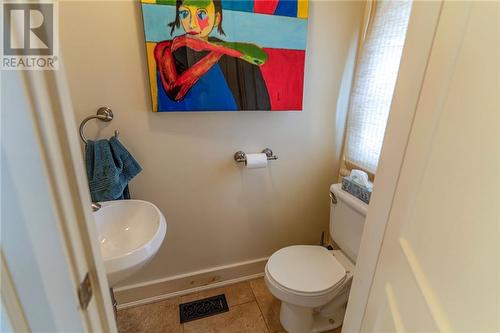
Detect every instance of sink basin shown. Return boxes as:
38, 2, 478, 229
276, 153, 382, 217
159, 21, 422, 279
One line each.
93, 200, 167, 286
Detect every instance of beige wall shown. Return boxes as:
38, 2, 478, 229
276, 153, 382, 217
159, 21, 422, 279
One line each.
60, 0, 364, 286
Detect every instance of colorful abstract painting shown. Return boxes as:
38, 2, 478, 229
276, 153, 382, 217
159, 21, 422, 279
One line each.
141, 0, 308, 112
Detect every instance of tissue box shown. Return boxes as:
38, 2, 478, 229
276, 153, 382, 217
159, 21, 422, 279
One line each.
342, 176, 372, 204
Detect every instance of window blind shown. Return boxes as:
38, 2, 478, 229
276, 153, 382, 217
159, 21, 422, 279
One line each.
343, 0, 412, 175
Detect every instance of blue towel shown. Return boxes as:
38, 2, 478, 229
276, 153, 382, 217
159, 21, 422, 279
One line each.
85, 137, 142, 202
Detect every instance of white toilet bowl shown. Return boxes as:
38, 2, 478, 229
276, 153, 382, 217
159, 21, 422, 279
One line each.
265, 184, 367, 332
264, 245, 354, 333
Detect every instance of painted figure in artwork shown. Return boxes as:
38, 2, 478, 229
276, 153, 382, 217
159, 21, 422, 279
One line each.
154, 0, 271, 111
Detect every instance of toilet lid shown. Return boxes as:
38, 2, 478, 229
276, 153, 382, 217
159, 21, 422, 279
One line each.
266, 245, 346, 295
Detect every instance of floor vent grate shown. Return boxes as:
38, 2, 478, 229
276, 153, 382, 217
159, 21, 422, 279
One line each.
179, 294, 229, 323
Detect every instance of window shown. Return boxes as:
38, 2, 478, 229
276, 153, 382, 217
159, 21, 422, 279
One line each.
342, 0, 412, 176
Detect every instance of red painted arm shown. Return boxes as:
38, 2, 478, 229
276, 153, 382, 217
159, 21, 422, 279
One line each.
171, 35, 243, 58
154, 40, 223, 101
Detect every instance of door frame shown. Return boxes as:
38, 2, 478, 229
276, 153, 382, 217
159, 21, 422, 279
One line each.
342, 1, 443, 332
2, 62, 117, 331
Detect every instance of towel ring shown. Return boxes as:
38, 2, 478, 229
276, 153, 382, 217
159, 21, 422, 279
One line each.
79, 107, 119, 144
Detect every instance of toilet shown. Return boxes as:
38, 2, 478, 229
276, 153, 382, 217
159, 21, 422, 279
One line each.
265, 183, 368, 333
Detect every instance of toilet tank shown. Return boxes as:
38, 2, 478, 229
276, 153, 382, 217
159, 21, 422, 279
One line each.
329, 183, 368, 263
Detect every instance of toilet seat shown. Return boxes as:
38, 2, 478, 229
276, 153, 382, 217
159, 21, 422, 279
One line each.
266, 245, 346, 297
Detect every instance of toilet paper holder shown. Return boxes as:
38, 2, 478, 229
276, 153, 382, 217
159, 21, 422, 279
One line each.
234, 148, 278, 164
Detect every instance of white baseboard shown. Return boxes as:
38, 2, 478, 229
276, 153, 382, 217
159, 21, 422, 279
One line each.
114, 257, 269, 310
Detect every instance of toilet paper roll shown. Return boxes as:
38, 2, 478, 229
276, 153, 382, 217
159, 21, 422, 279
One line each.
246, 153, 268, 169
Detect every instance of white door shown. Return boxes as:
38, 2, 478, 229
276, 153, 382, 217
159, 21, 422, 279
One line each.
1, 66, 117, 331
360, 1, 499, 332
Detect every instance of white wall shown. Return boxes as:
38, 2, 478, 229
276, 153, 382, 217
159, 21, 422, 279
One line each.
59, 0, 364, 286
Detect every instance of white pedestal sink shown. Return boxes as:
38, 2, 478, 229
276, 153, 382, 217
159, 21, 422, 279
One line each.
93, 200, 167, 287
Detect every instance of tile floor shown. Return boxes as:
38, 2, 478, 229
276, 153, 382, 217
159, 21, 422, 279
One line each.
117, 277, 342, 333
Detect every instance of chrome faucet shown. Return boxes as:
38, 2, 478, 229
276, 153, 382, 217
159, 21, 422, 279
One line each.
91, 202, 102, 212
